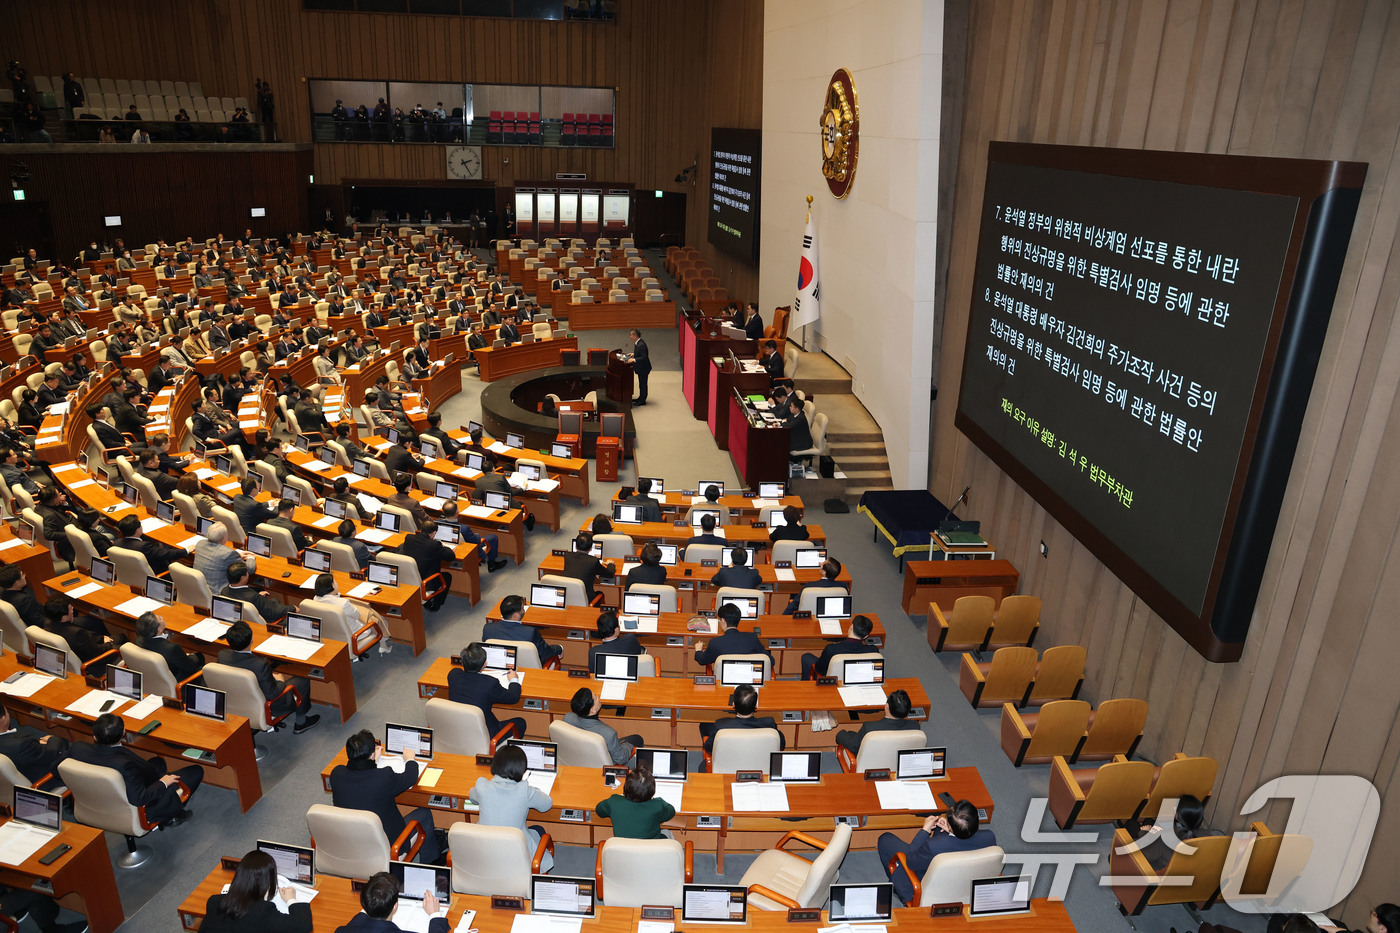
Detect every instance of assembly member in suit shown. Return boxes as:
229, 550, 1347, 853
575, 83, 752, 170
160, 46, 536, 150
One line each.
879, 800, 997, 904
329, 730, 442, 864
699, 683, 784, 753
87, 404, 129, 451
587, 611, 643, 674
784, 557, 849, 616
134, 611, 204, 683
115, 513, 186, 577
483, 593, 562, 663
561, 533, 615, 605
625, 543, 669, 589
477, 454, 537, 531
231, 478, 276, 533
742, 303, 765, 339
0, 704, 69, 787
801, 613, 881, 681
761, 339, 785, 381
384, 440, 422, 478
447, 643, 526, 739
221, 560, 295, 627
332, 872, 448, 933
683, 514, 727, 551
563, 687, 642, 765
834, 689, 925, 755
624, 477, 664, 522
693, 603, 771, 666
626, 329, 651, 405
42, 595, 114, 666
769, 505, 810, 542
710, 547, 762, 589
200, 850, 313, 933
70, 712, 202, 824
193, 524, 257, 594
398, 523, 454, 611
218, 619, 318, 733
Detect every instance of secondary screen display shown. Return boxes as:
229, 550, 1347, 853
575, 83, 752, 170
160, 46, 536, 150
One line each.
708, 128, 761, 262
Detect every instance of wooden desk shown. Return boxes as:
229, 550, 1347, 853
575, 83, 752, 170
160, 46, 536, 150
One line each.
577, 519, 826, 549
415, 660, 928, 750
476, 336, 580, 382
477, 600, 887, 677
411, 362, 463, 410
679, 314, 753, 421
0, 817, 124, 933
450, 430, 590, 506
564, 299, 676, 330
0, 523, 58, 599
608, 491, 804, 519
45, 570, 359, 723
728, 393, 791, 487
315, 751, 991, 869
341, 350, 393, 407
708, 355, 772, 449
902, 559, 1022, 615
0, 654, 263, 812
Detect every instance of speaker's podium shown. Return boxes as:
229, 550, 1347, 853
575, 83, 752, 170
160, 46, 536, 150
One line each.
595, 411, 625, 481
605, 350, 634, 402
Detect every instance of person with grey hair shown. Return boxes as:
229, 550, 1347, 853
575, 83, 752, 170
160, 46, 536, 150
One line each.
134, 611, 204, 683
192, 522, 257, 593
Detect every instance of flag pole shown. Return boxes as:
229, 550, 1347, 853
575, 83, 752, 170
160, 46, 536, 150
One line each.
801, 195, 812, 352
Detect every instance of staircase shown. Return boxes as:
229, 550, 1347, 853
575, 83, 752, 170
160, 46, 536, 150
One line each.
789, 350, 894, 502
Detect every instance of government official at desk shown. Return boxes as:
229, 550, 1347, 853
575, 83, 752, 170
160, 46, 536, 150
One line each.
587, 610, 644, 674
834, 688, 925, 755
693, 603, 771, 666
200, 850, 312, 933
482, 594, 562, 663
710, 547, 762, 589
561, 533, 615, 605
447, 643, 526, 743
879, 800, 997, 905
329, 730, 442, 864
217, 619, 318, 734
802, 612, 881, 681
624, 477, 664, 522
698, 683, 784, 753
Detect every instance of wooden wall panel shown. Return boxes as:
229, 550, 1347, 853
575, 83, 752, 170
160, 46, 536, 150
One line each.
933, 1, 1400, 925
8, 0, 762, 287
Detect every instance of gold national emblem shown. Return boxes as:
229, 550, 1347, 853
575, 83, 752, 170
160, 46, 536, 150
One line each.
820, 68, 859, 199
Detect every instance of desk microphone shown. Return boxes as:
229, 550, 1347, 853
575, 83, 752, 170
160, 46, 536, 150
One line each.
941, 484, 971, 527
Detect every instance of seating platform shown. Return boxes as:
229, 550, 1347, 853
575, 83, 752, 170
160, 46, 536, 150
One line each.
858, 489, 960, 564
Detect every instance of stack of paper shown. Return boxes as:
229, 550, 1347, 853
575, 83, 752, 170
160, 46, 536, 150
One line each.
653, 780, 685, 812
818, 618, 844, 636
67, 690, 131, 717
0, 672, 53, 698
301, 460, 332, 472
117, 596, 168, 616
751, 498, 781, 509
258, 635, 321, 661
0, 821, 59, 866
526, 479, 560, 493
488, 441, 512, 454
731, 782, 789, 812
193, 468, 217, 479
453, 467, 484, 481
510, 915, 580, 933
348, 582, 384, 599
874, 780, 936, 811
184, 618, 231, 642
64, 581, 106, 600
121, 695, 165, 721
599, 680, 628, 702
393, 902, 450, 933
524, 770, 557, 794
837, 684, 888, 708
774, 568, 796, 582
356, 493, 383, 515
357, 529, 396, 544
140, 516, 168, 533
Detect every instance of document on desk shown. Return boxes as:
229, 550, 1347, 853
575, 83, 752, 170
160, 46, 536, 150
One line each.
751, 498, 781, 509
419, 496, 446, 510
298, 574, 320, 590
357, 528, 396, 544
653, 780, 685, 812
492, 670, 522, 690
394, 901, 451, 933
356, 493, 383, 515
193, 468, 218, 479
63, 581, 105, 601
117, 596, 168, 616
179, 534, 204, 550
453, 467, 484, 481
526, 479, 560, 493
273, 878, 319, 913
140, 516, 168, 533
818, 617, 844, 636
488, 442, 513, 454
511, 914, 582, 933
258, 635, 321, 661
874, 780, 937, 811
184, 618, 232, 642
378, 755, 409, 774
313, 515, 340, 528
838, 685, 888, 708
599, 680, 628, 702
52, 463, 83, 475
524, 770, 557, 795
301, 460, 331, 472
619, 615, 658, 633
731, 782, 789, 812
774, 568, 796, 582
0, 539, 23, 553
121, 694, 165, 722
67, 689, 131, 717
68, 478, 98, 490
0, 672, 53, 698
637, 922, 674, 933
463, 505, 495, 519
0, 822, 58, 867
348, 582, 383, 599
818, 925, 888, 933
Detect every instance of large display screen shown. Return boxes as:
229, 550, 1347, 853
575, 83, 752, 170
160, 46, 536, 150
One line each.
708, 127, 761, 261
955, 143, 1364, 661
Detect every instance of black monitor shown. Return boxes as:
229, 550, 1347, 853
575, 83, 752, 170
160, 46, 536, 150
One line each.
182, 683, 227, 721
635, 748, 688, 783
689, 508, 721, 527
719, 658, 765, 686
384, 722, 433, 760
839, 657, 884, 685
324, 498, 347, 519
465, 452, 485, 472
12, 787, 62, 832
211, 594, 243, 623
419, 437, 441, 460
90, 556, 115, 584
145, 575, 173, 605
827, 883, 894, 923
352, 459, 370, 477
109, 664, 142, 701
717, 596, 758, 619
286, 612, 321, 643
896, 747, 947, 780
697, 481, 724, 497
769, 751, 822, 783
518, 461, 542, 481
368, 561, 398, 586
639, 476, 665, 493
434, 522, 461, 545
621, 592, 660, 616
482, 644, 517, 670
529, 583, 567, 609
154, 499, 176, 524
483, 491, 511, 511
816, 595, 852, 619
758, 482, 786, 498
376, 510, 400, 532
550, 442, 573, 458
505, 432, 525, 448
721, 546, 753, 568
594, 653, 639, 682
794, 548, 827, 569
34, 644, 66, 678
968, 877, 1032, 917
508, 739, 557, 773
434, 481, 459, 501
196, 516, 216, 537
245, 532, 272, 558
303, 548, 332, 572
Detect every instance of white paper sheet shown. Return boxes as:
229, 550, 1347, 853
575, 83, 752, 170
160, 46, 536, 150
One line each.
774, 568, 796, 582
357, 529, 395, 544
67, 478, 97, 490
63, 581, 106, 600
116, 596, 168, 616
0, 822, 59, 867
837, 685, 887, 708
510, 915, 582, 933
599, 680, 627, 702
194, 468, 217, 479
257, 634, 321, 661
121, 694, 165, 722
873, 780, 937, 811
524, 770, 556, 795
356, 493, 383, 515
0, 539, 23, 552
139, 516, 168, 533
66, 689, 131, 717
751, 499, 781, 509
348, 582, 383, 599
313, 515, 339, 528
526, 479, 559, 493
730, 782, 788, 812
488, 442, 512, 454
301, 460, 331, 472
637, 922, 675, 933
0, 672, 54, 698
453, 467, 483, 481
179, 535, 204, 549
183, 618, 232, 642
419, 496, 446, 510
393, 901, 450, 933
818, 618, 844, 636
463, 505, 494, 519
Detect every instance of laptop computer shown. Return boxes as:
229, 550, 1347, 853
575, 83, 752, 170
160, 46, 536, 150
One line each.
769, 751, 822, 783
594, 653, 639, 682
257, 840, 315, 886
635, 748, 688, 782
718, 596, 758, 619
794, 548, 827, 569
183, 683, 227, 721
483, 491, 511, 511
367, 562, 399, 586
145, 575, 173, 606
613, 504, 643, 524
550, 442, 573, 458
89, 556, 115, 585
621, 592, 659, 616
482, 644, 517, 671
211, 594, 243, 623
245, 532, 272, 558
505, 432, 525, 448
657, 543, 679, 565
0, 787, 64, 854
758, 482, 786, 498
896, 747, 947, 780
434, 523, 461, 545
530, 875, 596, 918
719, 658, 765, 686
324, 498, 348, 519
681, 885, 747, 924
968, 876, 1032, 917
816, 595, 852, 619
529, 583, 567, 609
34, 644, 66, 679
384, 723, 433, 760
827, 883, 894, 923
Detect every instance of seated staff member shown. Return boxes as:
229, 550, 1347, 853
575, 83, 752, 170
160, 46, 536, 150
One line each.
447, 642, 525, 740
329, 730, 442, 866
43, 594, 114, 669
177, 473, 215, 518
217, 619, 319, 734
625, 542, 667, 588
834, 688, 923, 755
388, 473, 428, 528
878, 800, 996, 905
191, 397, 245, 450
440, 501, 507, 573
693, 602, 771, 666
399, 521, 454, 612
193, 523, 257, 594
333, 872, 447, 933
114, 513, 185, 576
332, 422, 373, 462
587, 610, 643, 674
801, 612, 880, 681
70, 712, 203, 826
231, 477, 276, 534
784, 557, 847, 616
683, 513, 726, 549
133, 611, 205, 684
561, 532, 614, 606
709, 545, 761, 589
595, 766, 674, 840
483, 593, 562, 663
563, 687, 641, 766
476, 453, 536, 531
0, 703, 69, 789
768, 505, 809, 542
698, 683, 784, 753
420, 410, 459, 458
268, 498, 309, 552
221, 560, 294, 625
623, 477, 663, 522
332, 519, 373, 570
200, 849, 312, 933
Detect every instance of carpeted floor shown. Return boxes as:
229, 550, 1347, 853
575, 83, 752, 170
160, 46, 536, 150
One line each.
86, 250, 1271, 933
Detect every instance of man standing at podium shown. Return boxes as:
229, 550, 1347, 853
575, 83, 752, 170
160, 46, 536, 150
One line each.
626, 329, 650, 406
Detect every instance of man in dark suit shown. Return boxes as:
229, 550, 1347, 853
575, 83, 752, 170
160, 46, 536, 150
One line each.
786, 401, 815, 453
35, 372, 67, 409
693, 603, 771, 667
683, 513, 727, 551
384, 440, 422, 478
624, 477, 664, 522
231, 478, 275, 534
879, 800, 997, 904
626, 328, 651, 405
802, 612, 881, 681
477, 454, 536, 531
742, 303, 765, 340
0, 565, 44, 628
769, 505, 811, 542
146, 357, 179, 395
833, 688, 924, 755
699, 683, 784, 753
221, 560, 294, 625
269, 498, 309, 552
761, 340, 786, 381
498, 318, 521, 346
339, 872, 449, 933
784, 557, 848, 616
399, 522, 454, 611
217, 619, 318, 733
625, 542, 668, 589
133, 611, 204, 684
483, 593, 562, 664
293, 388, 330, 436
114, 513, 184, 577
0, 704, 68, 787
561, 533, 615, 605
86, 404, 129, 452
711, 547, 762, 589
420, 412, 459, 459
587, 611, 643, 673
69, 713, 203, 824
329, 730, 442, 864
136, 448, 179, 499
446, 643, 525, 738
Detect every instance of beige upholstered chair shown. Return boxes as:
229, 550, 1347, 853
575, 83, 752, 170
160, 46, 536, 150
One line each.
741, 824, 852, 909
306, 804, 423, 879
425, 697, 517, 756
705, 725, 781, 774
893, 845, 1005, 906
447, 823, 552, 896
836, 726, 928, 773
203, 662, 301, 758
59, 758, 193, 868
549, 720, 612, 768
595, 838, 693, 906
118, 643, 197, 699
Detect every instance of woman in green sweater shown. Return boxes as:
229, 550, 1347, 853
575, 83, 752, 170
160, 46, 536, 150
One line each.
596, 767, 675, 839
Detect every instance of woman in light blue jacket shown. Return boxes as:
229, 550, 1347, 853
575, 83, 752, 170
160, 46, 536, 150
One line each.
469, 744, 554, 871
